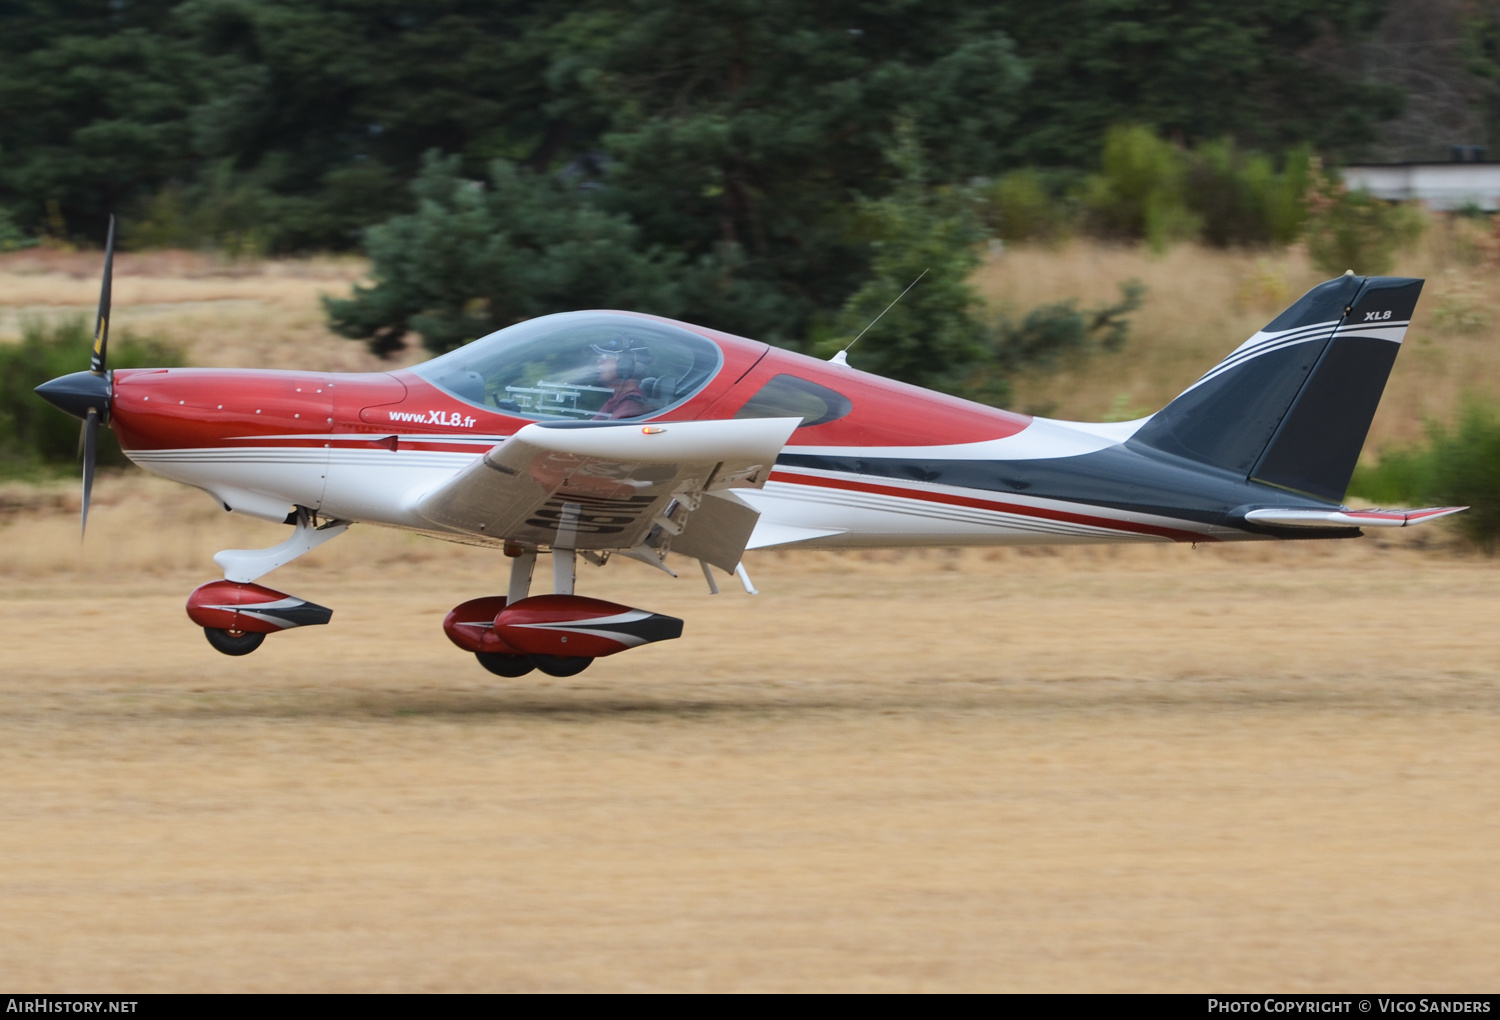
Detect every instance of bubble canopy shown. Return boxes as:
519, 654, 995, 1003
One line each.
411, 312, 724, 421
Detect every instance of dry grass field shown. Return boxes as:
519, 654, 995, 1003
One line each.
1, 240, 1498, 991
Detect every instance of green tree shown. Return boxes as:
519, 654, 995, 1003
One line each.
167, 0, 559, 250
0, 0, 1408, 256
0, 0, 210, 242
992, 1, 1402, 167
549, 0, 1029, 344
1464, 4, 1500, 152
325, 154, 695, 357
821, 126, 989, 392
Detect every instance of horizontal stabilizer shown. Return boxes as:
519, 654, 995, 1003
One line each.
1243, 506, 1467, 528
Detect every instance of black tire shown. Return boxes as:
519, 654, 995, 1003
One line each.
475, 652, 535, 677
531, 655, 592, 677
204, 627, 266, 656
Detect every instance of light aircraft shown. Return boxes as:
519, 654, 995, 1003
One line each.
36, 219, 1464, 677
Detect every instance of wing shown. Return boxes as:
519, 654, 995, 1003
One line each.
414, 418, 801, 571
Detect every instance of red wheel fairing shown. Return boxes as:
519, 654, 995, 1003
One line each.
186, 580, 332, 634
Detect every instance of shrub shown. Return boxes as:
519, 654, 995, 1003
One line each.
983, 169, 1077, 243
1303, 161, 1425, 276
950, 281, 1146, 407
0, 319, 182, 475
1080, 126, 1199, 252
1184, 140, 1311, 247
1349, 400, 1500, 552
991, 280, 1146, 372
1427, 403, 1500, 551
0, 207, 38, 252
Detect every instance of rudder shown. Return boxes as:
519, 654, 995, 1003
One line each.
1130, 275, 1422, 502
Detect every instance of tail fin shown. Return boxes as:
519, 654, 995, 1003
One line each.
1130, 275, 1423, 502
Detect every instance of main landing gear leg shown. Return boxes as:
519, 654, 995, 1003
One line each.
450, 533, 685, 677
473, 544, 539, 676
508, 545, 536, 605
552, 501, 579, 597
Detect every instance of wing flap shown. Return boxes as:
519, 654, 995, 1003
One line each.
414, 418, 801, 555
1244, 506, 1467, 528
668, 490, 763, 572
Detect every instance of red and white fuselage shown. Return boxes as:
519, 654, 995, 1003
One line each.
109, 312, 1251, 552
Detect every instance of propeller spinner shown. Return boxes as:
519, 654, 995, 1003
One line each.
33, 215, 115, 538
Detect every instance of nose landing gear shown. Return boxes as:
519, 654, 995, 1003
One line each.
187, 508, 347, 656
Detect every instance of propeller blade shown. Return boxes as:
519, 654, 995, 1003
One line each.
81, 408, 99, 540
90, 215, 114, 375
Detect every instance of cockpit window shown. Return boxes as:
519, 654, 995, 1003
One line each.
412, 312, 723, 420
734, 374, 852, 428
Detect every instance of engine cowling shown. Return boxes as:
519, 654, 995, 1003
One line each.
186, 580, 332, 634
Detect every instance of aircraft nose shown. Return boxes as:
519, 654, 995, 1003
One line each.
35, 370, 111, 423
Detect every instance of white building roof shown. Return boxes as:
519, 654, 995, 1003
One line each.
1340, 163, 1500, 211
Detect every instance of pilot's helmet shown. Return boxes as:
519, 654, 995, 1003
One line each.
590, 336, 651, 378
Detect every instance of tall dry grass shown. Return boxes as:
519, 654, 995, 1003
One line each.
978, 217, 1500, 451
0, 248, 420, 373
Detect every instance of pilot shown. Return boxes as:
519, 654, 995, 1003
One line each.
591, 336, 653, 419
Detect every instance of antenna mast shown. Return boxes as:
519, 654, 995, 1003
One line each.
829, 268, 929, 365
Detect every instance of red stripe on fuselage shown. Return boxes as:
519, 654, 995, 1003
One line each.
767, 469, 1214, 543
219, 436, 501, 454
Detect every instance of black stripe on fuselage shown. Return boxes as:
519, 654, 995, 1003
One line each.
776, 440, 1358, 538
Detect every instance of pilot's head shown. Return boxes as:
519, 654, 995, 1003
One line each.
591, 336, 651, 383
